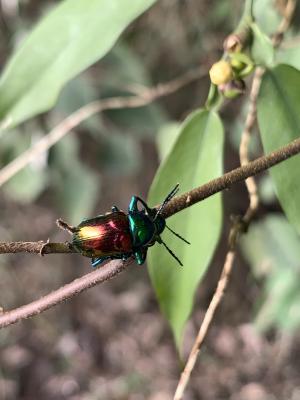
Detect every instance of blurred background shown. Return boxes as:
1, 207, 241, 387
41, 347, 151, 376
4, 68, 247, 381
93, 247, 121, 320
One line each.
0, 1, 300, 399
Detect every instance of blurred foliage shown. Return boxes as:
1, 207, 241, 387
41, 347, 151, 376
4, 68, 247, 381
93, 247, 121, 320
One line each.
0, 126, 48, 202
0, 0, 157, 129
240, 215, 300, 332
0, 0, 300, 398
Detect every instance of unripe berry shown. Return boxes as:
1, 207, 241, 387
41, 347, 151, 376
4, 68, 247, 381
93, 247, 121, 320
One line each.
209, 60, 233, 85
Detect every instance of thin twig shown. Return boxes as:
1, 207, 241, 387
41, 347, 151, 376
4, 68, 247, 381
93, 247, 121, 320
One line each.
1, 136, 300, 256
174, 252, 236, 400
0, 136, 300, 328
0, 67, 205, 187
0, 259, 132, 328
161, 136, 300, 218
173, 1, 296, 397
173, 65, 263, 396
273, 0, 296, 47
239, 67, 263, 223
0, 136, 300, 256
0, 241, 75, 255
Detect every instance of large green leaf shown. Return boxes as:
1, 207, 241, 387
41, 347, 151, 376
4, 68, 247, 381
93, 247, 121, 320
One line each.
147, 109, 224, 347
257, 64, 300, 235
0, 0, 156, 130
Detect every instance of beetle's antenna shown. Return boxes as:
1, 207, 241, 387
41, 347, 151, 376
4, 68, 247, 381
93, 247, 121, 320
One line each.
166, 225, 190, 244
154, 184, 180, 219
161, 239, 183, 266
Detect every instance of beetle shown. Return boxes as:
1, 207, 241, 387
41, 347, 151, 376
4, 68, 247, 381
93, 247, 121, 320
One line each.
58, 184, 189, 268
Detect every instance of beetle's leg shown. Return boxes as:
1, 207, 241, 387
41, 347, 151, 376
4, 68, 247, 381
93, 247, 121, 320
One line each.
129, 196, 152, 215
91, 257, 106, 268
129, 196, 139, 213
134, 248, 147, 265
122, 253, 130, 261
111, 206, 119, 213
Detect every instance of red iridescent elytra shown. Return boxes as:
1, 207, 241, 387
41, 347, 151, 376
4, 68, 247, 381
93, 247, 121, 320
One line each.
72, 211, 133, 259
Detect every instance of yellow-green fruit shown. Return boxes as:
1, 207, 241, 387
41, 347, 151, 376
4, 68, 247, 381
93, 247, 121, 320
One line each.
209, 60, 233, 85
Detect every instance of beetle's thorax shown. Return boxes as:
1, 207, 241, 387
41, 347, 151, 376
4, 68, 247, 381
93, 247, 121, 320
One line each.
128, 210, 165, 249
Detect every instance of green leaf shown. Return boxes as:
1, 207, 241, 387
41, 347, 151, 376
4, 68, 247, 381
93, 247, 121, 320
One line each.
147, 109, 224, 347
156, 122, 181, 161
276, 45, 300, 70
250, 22, 274, 67
0, 0, 157, 130
257, 64, 300, 235
240, 215, 300, 332
253, 0, 281, 36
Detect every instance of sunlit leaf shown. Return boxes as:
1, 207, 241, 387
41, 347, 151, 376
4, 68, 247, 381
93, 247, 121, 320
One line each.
148, 109, 223, 347
0, 0, 157, 130
257, 64, 300, 235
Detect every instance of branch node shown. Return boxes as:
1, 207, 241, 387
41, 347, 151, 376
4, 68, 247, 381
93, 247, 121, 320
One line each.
228, 215, 248, 250
40, 239, 50, 256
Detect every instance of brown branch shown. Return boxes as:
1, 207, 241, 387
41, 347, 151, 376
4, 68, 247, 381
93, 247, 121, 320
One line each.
0, 136, 300, 329
1, 135, 300, 256
239, 67, 263, 223
161, 136, 300, 218
174, 251, 236, 400
0, 67, 205, 187
173, 67, 263, 397
0, 241, 75, 254
0, 259, 132, 328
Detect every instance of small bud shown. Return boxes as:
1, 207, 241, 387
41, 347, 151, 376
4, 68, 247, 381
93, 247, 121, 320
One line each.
230, 58, 245, 72
219, 79, 246, 99
223, 34, 243, 53
209, 60, 233, 85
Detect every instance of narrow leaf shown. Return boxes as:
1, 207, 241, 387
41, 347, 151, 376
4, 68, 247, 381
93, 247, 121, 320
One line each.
0, 0, 156, 130
257, 64, 300, 235
148, 109, 224, 347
